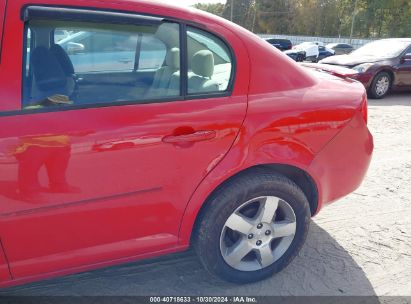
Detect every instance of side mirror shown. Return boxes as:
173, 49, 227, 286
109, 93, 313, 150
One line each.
67, 42, 85, 54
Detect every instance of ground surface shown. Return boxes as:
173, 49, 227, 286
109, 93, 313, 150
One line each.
1, 93, 410, 296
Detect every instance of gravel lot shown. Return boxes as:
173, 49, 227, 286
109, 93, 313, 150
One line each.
1, 93, 410, 297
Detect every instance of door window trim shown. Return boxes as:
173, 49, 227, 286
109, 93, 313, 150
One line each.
21, 5, 164, 26
0, 0, 8, 64
0, 5, 237, 117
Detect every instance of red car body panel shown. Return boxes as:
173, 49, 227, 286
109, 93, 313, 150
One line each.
0, 0, 5, 54
0, 240, 11, 281
0, 0, 373, 288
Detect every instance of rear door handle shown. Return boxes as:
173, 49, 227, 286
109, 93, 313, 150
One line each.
162, 130, 216, 143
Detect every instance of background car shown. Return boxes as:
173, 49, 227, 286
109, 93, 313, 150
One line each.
284, 49, 306, 62
264, 38, 305, 62
293, 42, 319, 62
264, 38, 292, 51
320, 38, 411, 98
326, 43, 354, 55
317, 45, 335, 61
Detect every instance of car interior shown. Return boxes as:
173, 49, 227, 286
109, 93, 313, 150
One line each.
23, 20, 232, 109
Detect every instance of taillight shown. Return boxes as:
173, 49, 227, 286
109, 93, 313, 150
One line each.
360, 93, 368, 124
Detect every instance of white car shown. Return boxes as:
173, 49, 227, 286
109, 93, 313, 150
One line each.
293, 42, 320, 62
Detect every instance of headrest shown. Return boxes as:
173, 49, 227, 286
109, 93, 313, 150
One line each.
31, 46, 66, 91
50, 44, 75, 76
154, 22, 180, 48
192, 50, 214, 78
166, 48, 180, 69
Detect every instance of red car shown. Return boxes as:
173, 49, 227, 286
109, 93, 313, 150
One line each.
0, 0, 373, 287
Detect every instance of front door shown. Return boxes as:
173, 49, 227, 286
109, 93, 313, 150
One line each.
0, 3, 248, 279
396, 46, 411, 87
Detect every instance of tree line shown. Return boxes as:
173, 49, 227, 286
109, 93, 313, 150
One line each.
193, 0, 411, 39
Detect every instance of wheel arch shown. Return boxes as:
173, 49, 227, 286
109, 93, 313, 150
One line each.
183, 163, 319, 246
373, 68, 395, 86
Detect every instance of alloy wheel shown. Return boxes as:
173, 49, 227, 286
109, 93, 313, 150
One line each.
220, 196, 296, 272
375, 75, 390, 96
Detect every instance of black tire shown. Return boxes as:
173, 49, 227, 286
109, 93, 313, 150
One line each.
368, 71, 392, 99
192, 171, 311, 283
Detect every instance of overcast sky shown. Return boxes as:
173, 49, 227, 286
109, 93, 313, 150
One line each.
158, 0, 226, 7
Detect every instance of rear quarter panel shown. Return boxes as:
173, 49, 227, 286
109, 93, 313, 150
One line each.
179, 63, 367, 245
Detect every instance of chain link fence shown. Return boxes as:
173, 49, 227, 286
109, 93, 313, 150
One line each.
258, 34, 374, 49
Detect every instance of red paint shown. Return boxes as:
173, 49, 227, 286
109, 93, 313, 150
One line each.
0, 240, 11, 281
0, 0, 373, 288
0, 0, 6, 58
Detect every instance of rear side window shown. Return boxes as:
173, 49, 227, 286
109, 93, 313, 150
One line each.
23, 19, 180, 108
186, 26, 233, 94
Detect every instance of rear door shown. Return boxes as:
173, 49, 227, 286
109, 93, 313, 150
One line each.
0, 3, 249, 279
0, 0, 13, 284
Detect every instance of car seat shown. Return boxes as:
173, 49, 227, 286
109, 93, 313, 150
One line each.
147, 47, 180, 97
188, 50, 219, 93
29, 45, 76, 104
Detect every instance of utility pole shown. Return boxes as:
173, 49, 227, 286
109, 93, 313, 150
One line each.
230, 0, 234, 22
350, 0, 359, 43
252, 0, 257, 33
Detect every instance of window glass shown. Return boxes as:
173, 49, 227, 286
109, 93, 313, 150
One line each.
186, 26, 232, 94
23, 19, 180, 109
57, 30, 139, 73
139, 35, 167, 70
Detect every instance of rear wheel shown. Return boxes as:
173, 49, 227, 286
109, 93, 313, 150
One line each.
369, 71, 391, 99
193, 172, 311, 283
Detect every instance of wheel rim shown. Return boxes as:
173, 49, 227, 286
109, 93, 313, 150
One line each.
375, 76, 390, 96
219, 196, 296, 272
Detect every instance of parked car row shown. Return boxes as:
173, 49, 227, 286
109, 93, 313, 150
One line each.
264, 36, 411, 99
264, 38, 350, 63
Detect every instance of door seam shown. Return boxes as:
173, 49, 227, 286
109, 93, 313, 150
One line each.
0, 238, 14, 279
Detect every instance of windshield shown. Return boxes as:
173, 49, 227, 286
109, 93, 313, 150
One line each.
351, 40, 410, 58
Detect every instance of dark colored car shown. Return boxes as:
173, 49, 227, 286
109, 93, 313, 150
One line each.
264, 38, 292, 51
317, 46, 335, 61
326, 43, 354, 55
284, 49, 306, 62
264, 38, 305, 62
320, 38, 411, 99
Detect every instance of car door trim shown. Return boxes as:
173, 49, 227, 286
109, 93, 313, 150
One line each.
22, 5, 164, 26
0, 5, 237, 117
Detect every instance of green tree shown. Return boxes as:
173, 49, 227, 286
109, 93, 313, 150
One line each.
193, 0, 411, 38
